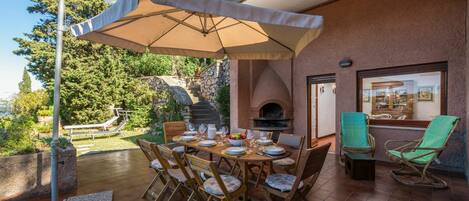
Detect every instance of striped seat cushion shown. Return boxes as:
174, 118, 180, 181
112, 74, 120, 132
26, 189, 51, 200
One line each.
204, 175, 241, 196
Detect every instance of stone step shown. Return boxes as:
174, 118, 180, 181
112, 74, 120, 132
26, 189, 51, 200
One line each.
192, 113, 217, 119
192, 118, 218, 122
191, 102, 212, 108
189, 100, 220, 127
191, 120, 219, 125
191, 107, 212, 111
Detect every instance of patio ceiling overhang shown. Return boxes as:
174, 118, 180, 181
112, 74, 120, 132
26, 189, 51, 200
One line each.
70, 0, 323, 60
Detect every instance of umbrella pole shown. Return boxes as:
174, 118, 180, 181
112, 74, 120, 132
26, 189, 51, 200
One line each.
51, 0, 65, 200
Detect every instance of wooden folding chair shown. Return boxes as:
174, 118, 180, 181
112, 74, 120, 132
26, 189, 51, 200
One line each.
263, 143, 331, 201
185, 154, 246, 201
248, 133, 304, 187
163, 121, 198, 154
154, 144, 202, 201
273, 133, 305, 173
137, 139, 169, 201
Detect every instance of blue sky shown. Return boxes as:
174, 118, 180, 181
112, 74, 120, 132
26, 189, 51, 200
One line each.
0, 0, 43, 99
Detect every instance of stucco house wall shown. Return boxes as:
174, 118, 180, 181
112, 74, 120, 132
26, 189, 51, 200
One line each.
231, 0, 467, 173
465, 0, 469, 179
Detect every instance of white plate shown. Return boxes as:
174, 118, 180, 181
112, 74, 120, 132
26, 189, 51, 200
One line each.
263, 146, 285, 155
257, 139, 273, 146
182, 136, 196, 141
225, 147, 246, 155
198, 140, 217, 147
183, 131, 198, 136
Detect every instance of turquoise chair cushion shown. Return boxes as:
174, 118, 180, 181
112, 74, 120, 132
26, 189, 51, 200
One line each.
387, 150, 433, 165
341, 112, 371, 149
388, 115, 459, 164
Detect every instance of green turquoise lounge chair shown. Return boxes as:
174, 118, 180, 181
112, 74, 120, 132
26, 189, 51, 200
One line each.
384, 115, 459, 189
339, 112, 376, 164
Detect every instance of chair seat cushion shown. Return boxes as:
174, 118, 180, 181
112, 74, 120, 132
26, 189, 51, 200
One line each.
387, 150, 433, 165
203, 175, 241, 196
273, 157, 295, 166
167, 167, 194, 183
151, 159, 177, 169
172, 146, 185, 153
265, 173, 303, 192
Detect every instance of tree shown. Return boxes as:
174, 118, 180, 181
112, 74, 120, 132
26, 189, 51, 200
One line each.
14, 0, 139, 124
124, 51, 173, 78
18, 67, 32, 94
12, 90, 49, 117
13, 0, 214, 126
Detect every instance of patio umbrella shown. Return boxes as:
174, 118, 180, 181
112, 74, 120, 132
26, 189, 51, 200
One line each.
70, 0, 323, 59
50, 1, 323, 200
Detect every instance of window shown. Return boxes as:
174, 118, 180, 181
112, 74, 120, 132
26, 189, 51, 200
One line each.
358, 63, 447, 128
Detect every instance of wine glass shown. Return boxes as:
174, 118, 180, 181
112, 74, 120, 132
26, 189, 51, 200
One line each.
260, 131, 267, 140
187, 123, 195, 131
198, 124, 207, 139
219, 126, 227, 142
245, 130, 254, 149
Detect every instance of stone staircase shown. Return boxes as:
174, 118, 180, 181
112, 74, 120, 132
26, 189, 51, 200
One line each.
189, 101, 221, 127
148, 75, 221, 127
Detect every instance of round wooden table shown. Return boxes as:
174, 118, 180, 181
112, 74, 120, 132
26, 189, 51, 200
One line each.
172, 135, 291, 201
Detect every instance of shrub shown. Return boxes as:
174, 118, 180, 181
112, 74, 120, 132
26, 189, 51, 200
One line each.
34, 122, 52, 134
37, 106, 53, 117
41, 137, 71, 149
216, 85, 230, 125
0, 116, 71, 156
12, 90, 49, 118
122, 79, 155, 129
0, 116, 37, 156
126, 106, 153, 129
154, 92, 184, 123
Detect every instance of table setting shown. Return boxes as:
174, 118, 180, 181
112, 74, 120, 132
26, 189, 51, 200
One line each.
171, 124, 292, 201
172, 125, 289, 160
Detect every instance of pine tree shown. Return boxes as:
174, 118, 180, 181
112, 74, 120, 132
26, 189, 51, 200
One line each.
13, 0, 138, 124
18, 68, 32, 94
13, 0, 210, 125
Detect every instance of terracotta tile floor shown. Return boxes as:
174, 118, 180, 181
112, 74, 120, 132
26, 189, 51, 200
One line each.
31, 149, 469, 201
317, 134, 336, 153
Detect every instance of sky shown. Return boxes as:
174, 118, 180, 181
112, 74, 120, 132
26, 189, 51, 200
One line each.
0, 0, 43, 99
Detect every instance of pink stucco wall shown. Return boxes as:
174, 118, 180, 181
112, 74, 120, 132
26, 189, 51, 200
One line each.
231, 0, 468, 173
230, 60, 293, 129
466, 0, 469, 178
251, 68, 290, 114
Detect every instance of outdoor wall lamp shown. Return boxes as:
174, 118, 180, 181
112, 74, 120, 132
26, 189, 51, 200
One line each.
339, 58, 353, 68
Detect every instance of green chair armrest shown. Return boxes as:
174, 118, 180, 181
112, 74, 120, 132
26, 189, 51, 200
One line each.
384, 139, 420, 152
368, 133, 375, 150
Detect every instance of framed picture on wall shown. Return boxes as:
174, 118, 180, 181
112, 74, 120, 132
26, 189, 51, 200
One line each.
363, 89, 370, 102
417, 86, 433, 101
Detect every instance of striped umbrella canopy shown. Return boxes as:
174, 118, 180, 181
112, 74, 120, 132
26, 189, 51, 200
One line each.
71, 0, 323, 60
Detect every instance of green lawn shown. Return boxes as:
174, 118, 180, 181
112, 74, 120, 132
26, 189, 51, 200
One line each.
71, 129, 164, 156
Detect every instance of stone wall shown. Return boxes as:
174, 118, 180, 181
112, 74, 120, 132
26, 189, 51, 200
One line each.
143, 60, 230, 127
197, 59, 230, 107
0, 145, 77, 200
